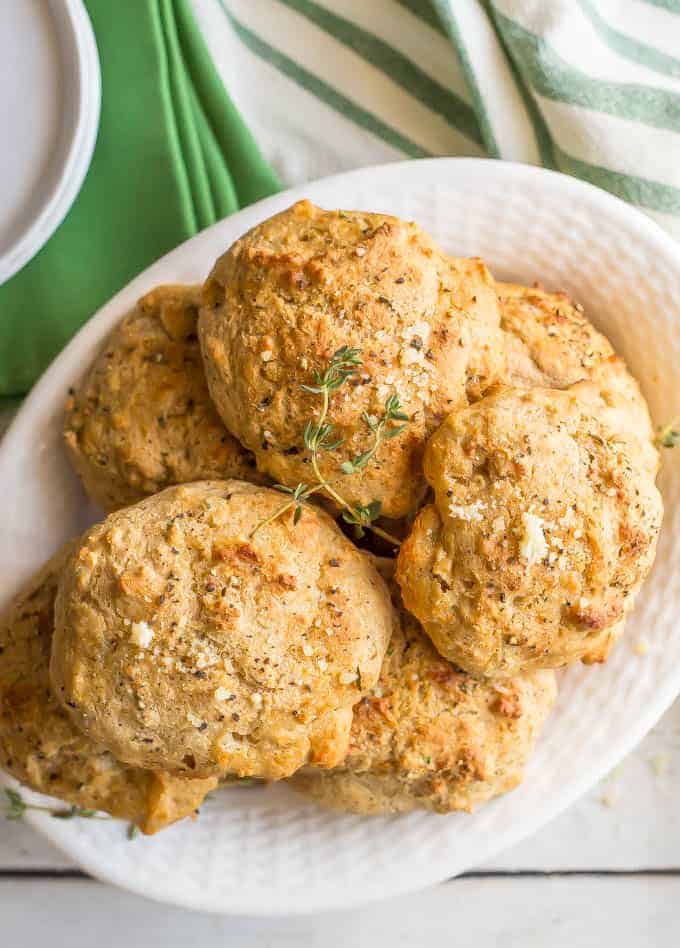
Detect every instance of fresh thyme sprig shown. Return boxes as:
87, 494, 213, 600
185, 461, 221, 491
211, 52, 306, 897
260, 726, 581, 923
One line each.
3, 788, 103, 822
340, 394, 409, 476
250, 347, 409, 546
4, 788, 146, 840
300, 345, 362, 396
655, 417, 679, 449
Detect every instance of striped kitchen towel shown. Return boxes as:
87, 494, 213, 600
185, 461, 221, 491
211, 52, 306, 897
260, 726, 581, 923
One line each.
191, 0, 680, 238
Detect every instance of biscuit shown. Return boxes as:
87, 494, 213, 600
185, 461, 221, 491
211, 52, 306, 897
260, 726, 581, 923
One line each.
499, 283, 614, 389
292, 582, 557, 814
64, 284, 263, 511
0, 544, 216, 834
499, 283, 657, 469
199, 201, 503, 520
51, 481, 393, 780
396, 386, 662, 677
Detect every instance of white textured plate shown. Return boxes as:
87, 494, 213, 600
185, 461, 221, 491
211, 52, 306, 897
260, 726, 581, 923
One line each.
0, 0, 100, 285
1, 160, 679, 915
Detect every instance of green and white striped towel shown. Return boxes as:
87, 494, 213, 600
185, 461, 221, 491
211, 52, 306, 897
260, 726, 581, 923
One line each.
190, 0, 680, 239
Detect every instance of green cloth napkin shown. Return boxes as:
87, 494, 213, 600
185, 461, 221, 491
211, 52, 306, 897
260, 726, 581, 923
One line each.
0, 0, 279, 397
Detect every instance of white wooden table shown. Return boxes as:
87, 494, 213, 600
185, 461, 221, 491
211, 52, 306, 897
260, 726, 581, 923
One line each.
1, 410, 679, 944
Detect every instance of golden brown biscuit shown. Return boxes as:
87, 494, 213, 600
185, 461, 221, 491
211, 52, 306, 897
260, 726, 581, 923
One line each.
64, 284, 264, 511
498, 283, 657, 469
199, 201, 503, 520
0, 544, 216, 835
292, 584, 557, 814
498, 283, 614, 389
572, 359, 659, 477
396, 386, 662, 677
51, 481, 393, 781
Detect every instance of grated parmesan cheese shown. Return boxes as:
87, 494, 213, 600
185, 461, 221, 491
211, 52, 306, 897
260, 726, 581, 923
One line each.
519, 513, 548, 565
448, 500, 485, 523
130, 621, 154, 649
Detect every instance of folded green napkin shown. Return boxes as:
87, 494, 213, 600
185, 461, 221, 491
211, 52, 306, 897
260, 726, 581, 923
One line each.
0, 0, 279, 397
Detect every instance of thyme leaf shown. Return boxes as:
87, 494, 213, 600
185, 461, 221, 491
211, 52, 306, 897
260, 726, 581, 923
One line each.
3, 788, 107, 823
249, 348, 408, 546
340, 394, 409, 475
656, 419, 679, 449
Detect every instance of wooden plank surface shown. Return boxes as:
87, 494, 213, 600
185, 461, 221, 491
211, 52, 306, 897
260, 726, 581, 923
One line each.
0, 876, 677, 945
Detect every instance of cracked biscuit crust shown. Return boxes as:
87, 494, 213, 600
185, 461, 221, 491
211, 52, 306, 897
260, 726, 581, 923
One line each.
51, 481, 393, 780
499, 283, 657, 472
0, 544, 215, 834
64, 284, 263, 511
396, 387, 662, 678
199, 201, 503, 519
293, 586, 556, 814
499, 282, 614, 389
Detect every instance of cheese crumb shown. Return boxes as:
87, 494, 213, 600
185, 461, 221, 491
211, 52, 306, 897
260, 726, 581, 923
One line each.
519, 513, 548, 565
220, 731, 243, 751
317, 658, 328, 672
215, 687, 232, 702
250, 692, 263, 707
260, 349, 273, 362
400, 347, 423, 367
448, 500, 485, 523
409, 321, 431, 345
302, 643, 314, 657
339, 670, 358, 685
130, 621, 154, 649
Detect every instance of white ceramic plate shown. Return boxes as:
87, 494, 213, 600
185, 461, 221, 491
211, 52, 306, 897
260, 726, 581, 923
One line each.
0, 0, 100, 285
1, 159, 679, 915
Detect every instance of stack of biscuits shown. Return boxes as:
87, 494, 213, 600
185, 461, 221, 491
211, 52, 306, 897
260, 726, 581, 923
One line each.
0, 201, 662, 832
